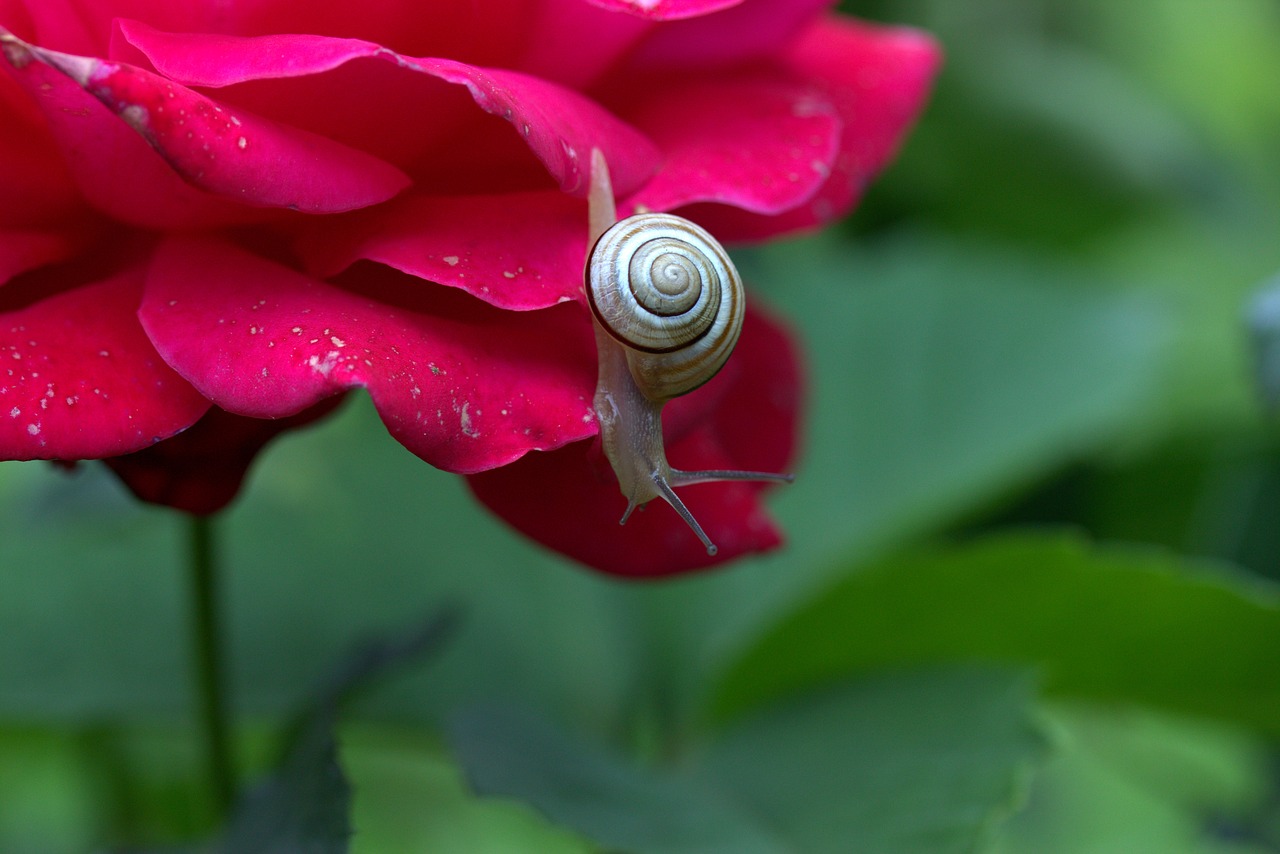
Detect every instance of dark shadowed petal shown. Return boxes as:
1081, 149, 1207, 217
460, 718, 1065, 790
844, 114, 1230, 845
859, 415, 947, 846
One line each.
0, 228, 85, 286
468, 435, 782, 576
621, 75, 840, 217
467, 303, 801, 576
297, 191, 588, 311
0, 267, 210, 460
685, 16, 941, 239
140, 237, 598, 474
104, 397, 346, 515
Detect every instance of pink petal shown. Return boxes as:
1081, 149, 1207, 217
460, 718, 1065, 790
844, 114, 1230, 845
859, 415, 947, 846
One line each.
110, 23, 660, 198
621, 75, 841, 217
0, 69, 84, 227
690, 16, 941, 239
414, 58, 659, 197
516, 0, 651, 89
140, 237, 598, 474
110, 20, 387, 87
297, 191, 588, 311
620, 0, 833, 69
585, 0, 743, 21
0, 266, 211, 460
105, 397, 346, 515
468, 302, 802, 576
1, 33, 275, 229
21, 39, 410, 214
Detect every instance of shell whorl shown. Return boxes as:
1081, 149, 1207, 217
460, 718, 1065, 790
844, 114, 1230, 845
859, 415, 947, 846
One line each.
587, 212, 744, 402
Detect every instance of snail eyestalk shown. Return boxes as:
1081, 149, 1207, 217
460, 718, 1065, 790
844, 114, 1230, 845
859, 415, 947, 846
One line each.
585, 149, 794, 555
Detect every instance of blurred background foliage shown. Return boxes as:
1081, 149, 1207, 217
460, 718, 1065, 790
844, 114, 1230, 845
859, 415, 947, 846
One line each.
3, 0, 1280, 851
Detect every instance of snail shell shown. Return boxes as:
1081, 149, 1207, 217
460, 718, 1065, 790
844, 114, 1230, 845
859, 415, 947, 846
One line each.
584, 148, 792, 557
587, 213, 744, 402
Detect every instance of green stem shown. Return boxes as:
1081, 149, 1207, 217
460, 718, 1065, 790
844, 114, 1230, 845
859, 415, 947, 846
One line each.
188, 514, 235, 821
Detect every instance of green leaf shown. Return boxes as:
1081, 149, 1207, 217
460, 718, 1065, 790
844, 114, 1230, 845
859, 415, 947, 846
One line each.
213, 610, 457, 854
685, 234, 1168, 662
991, 703, 1274, 854
701, 667, 1046, 854
342, 726, 594, 854
710, 533, 1280, 735
447, 705, 788, 854
448, 667, 1044, 854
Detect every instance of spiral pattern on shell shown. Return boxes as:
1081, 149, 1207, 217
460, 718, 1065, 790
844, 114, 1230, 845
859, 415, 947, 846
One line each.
587, 212, 744, 402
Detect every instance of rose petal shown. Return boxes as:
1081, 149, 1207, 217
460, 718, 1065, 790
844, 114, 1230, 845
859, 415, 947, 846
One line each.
468, 434, 782, 576
468, 302, 802, 576
687, 16, 941, 239
1, 32, 274, 229
140, 237, 598, 473
620, 0, 833, 69
110, 23, 660, 198
0, 69, 84, 227
517, 0, 651, 88
14, 1, 214, 55
298, 191, 588, 311
585, 0, 743, 21
621, 75, 840, 217
0, 266, 210, 460
104, 397, 346, 515
414, 58, 659, 197
111, 20, 388, 87
19, 39, 411, 214
0, 228, 85, 286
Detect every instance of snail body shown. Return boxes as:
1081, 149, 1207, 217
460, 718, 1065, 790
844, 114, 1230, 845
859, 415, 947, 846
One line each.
585, 150, 793, 556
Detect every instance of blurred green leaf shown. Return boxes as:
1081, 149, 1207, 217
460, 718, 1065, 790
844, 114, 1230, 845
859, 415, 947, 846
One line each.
449, 666, 1044, 854
700, 667, 1045, 854
211, 610, 457, 854
710, 533, 1280, 735
0, 403, 640, 733
342, 727, 593, 854
688, 234, 1168, 656
992, 703, 1274, 854
448, 704, 788, 854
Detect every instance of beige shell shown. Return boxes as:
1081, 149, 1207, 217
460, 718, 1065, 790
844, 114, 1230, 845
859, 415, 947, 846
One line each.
587, 212, 744, 402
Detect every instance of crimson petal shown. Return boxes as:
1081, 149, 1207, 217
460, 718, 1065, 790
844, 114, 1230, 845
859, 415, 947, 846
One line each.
622, 75, 841, 218
140, 237, 597, 474
298, 191, 588, 311
689, 17, 942, 239
0, 266, 210, 460
468, 302, 802, 576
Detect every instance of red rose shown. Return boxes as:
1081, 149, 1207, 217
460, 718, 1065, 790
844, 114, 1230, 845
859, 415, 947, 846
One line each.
0, 1, 938, 575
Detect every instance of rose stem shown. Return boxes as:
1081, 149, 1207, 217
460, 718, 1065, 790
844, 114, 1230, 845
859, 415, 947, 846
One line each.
187, 513, 236, 821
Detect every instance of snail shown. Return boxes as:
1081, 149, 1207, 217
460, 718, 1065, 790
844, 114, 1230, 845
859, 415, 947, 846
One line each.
585, 149, 793, 556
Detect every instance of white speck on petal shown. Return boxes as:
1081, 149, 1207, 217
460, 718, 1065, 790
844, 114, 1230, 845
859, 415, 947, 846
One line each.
443, 256, 460, 266
460, 402, 479, 438
237, 136, 247, 149
27, 423, 39, 436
